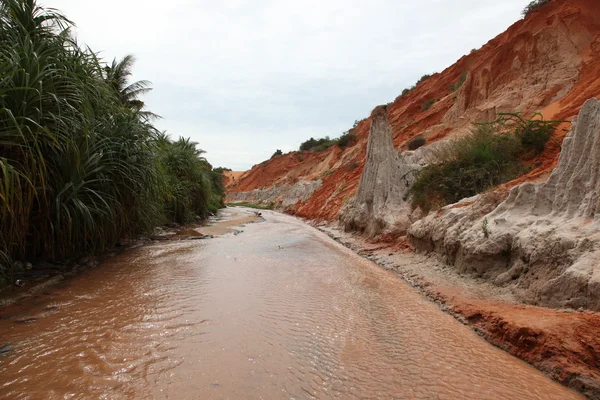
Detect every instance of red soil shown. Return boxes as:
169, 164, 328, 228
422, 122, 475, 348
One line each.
228, 0, 600, 222
432, 285, 600, 398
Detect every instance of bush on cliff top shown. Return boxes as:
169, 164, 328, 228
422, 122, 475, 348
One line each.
337, 132, 357, 148
409, 114, 564, 212
394, 73, 437, 102
299, 131, 357, 152
522, 0, 552, 16
300, 136, 337, 152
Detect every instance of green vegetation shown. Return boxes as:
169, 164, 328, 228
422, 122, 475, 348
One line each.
450, 71, 467, 92
416, 74, 433, 84
409, 114, 564, 212
0, 0, 224, 286
394, 73, 437, 102
300, 136, 337, 152
401, 87, 414, 97
157, 135, 225, 224
299, 131, 357, 152
213, 167, 232, 173
272, 149, 283, 158
407, 136, 427, 150
479, 112, 565, 157
337, 132, 357, 148
227, 202, 274, 210
523, 0, 552, 16
422, 99, 436, 111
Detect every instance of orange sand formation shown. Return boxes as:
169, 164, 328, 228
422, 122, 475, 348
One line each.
228, 0, 600, 221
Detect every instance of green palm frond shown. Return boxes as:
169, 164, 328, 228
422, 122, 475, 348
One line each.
0, 0, 224, 285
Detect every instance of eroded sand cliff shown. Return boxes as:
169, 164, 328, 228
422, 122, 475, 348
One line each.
228, 0, 600, 220
410, 99, 600, 311
339, 105, 421, 237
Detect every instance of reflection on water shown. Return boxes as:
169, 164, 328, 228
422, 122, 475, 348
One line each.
0, 209, 583, 399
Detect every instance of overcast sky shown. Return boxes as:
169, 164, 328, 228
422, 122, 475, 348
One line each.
48, 0, 527, 170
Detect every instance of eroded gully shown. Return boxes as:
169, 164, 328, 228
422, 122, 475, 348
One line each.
0, 208, 583, 399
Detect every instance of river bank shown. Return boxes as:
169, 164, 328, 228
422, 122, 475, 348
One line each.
0, 211, 261, 310
314, 221, 600, 399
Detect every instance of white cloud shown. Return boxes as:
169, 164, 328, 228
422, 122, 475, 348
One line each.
47, 0, 527, 170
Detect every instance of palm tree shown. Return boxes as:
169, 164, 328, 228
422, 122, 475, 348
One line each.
103, 54, 159, 119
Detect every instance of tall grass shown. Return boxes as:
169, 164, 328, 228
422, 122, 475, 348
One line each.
0, 0, 224, 286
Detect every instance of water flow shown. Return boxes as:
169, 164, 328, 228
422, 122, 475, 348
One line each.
0, 209, 582, 399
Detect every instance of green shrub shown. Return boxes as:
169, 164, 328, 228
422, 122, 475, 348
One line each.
417, 74, 433, 84
497, 112, 558, 156
408, 136, 427, 150
272, 149, 283, 157
299, 136, 337, 151
422, 99, 436, 111
450, 71, 468, 92
480, 112, 563, 158
299, 131, 357, 152
410, 113, 565, 212
337, 132, 357, 148
313, 143, 332, 152
522, 0, 552, 16
410, 125, 523, 212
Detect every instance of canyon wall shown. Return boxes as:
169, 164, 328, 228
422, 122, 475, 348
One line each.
226, 180, 323, 210
410, 99, 600, 311
228, 0, 600, 221
338, 105, 445, 237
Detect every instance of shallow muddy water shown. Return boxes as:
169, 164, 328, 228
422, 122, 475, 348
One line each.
0, 209, 583, 399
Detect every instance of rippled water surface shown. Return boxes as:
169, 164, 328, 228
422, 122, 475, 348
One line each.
0, 209, 583, 399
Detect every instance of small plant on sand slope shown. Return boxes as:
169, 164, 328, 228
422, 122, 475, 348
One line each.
450, 71, 468, 92
394, 73, 437, 102
482, 218, 490, 238
422, 99, 436, 111
409, 113, 565, 212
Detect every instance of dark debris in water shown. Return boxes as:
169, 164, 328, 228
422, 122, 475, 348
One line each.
0, 343, 12, 356
15, 317, 38, 324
